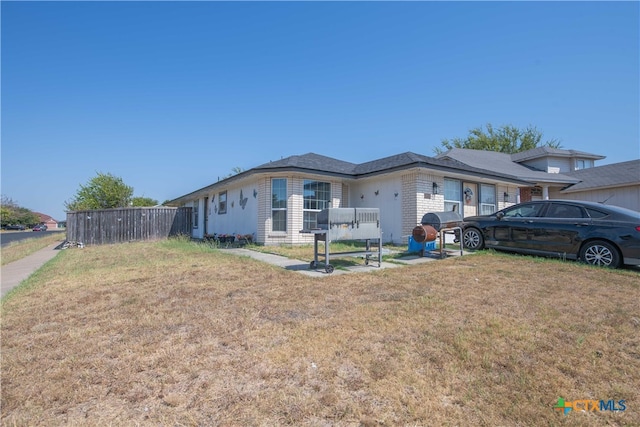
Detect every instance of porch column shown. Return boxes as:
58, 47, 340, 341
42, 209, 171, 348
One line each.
543, 185, 550, 200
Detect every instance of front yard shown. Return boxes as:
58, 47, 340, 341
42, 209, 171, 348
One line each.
1, 238, 638, 425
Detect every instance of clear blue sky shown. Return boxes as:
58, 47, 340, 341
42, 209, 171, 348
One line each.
2, 1, 638, 221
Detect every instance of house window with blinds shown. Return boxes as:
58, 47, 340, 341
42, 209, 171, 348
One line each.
192, 200, 199, 228
218, 191, 227, 215
479, 184, 496, 215
271, 178, 287, 232
303, 180, 331, 229
444, 179, 461, 213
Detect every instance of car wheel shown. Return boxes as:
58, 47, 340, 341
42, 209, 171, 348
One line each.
463, 228, 484, 250
580, 240, 621, 268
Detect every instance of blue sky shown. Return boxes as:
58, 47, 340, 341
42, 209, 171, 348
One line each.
2, 1, 638, 221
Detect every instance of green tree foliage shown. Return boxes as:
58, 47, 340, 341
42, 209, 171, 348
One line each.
224, 166, 245, 179
1, 196, 40, 226
131, 196, 159, 207
65, 173, 134, 211
434, 123, 562, 155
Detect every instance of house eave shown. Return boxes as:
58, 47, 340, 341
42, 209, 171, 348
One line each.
168, 152, 574, 205
560, 182, 637, 193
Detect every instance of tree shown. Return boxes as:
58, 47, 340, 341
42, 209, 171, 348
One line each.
65, 173, 134, 211
434, 123, 562, 155
1, 195, 40, 226
224, 166, 245, 179
131, 196, 159, 207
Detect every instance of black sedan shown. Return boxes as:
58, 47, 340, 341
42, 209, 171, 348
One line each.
3, 224, 26, 230
461, 200, 640, 268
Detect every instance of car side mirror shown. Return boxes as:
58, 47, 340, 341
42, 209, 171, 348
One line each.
496, 211, 505, 220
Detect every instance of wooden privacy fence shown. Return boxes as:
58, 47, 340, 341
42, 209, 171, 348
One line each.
66, 207, 192, 246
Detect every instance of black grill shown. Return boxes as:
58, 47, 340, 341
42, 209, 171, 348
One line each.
420, 211, 463, 232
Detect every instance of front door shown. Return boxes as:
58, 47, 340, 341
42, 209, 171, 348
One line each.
462, 182, 478, 217
204, 197, 209, 235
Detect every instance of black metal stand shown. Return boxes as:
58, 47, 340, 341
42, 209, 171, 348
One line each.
301, 230, 383, 274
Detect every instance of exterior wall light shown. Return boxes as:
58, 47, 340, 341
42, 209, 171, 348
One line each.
432, 182, 439, 195
504, 192, 510, 202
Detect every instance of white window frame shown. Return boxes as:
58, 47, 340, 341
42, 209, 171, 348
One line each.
271, 178, 287, 232
192, 200, 199, 229
444, 178, 461, 213
479, 183, 496, 215
575, 159, 593, 170
303, 180, 331, 230
218, 191, 227, 215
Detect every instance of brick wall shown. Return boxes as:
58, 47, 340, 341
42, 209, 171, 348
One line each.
402, 172, 443, 237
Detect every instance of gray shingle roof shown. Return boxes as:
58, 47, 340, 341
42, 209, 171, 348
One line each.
437, 148, 579, 184
352, 151, 531, 183
253, 153, 357, 176
169, 149, 593, 204
560, 159, 640, 192
511, 147, 605, 162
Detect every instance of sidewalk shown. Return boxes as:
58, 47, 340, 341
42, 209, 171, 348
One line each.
1, 242, 62, 297
219, 247, 469, 277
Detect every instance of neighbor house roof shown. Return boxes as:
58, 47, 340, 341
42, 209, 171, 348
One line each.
559, 159, 640, 193
436, 148, 580, 185
510, 147, 605, 163
34, 212, 58, 223
351, 151, 532, 184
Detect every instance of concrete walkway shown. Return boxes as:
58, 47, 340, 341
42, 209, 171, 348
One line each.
219, 247, 468, 277
1, 242, 62, 297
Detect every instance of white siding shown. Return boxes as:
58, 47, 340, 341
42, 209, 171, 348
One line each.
348, 170, 455, 245
549, 185, 640, 212
350, 175, 403, 244
179, 169, 532, 246
521, 156, 572, 173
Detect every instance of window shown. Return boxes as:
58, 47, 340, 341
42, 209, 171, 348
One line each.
479, 184, 496, 215
303, 180, 331, 229
575, 159, 594, 170
192, 200, 199, 228
586, 208, 609, 219
272, 178, 287, 232
503, 203, 545, 218
218, 191, 227, 214
444, 179, 461, 212
546, 203, 585, 218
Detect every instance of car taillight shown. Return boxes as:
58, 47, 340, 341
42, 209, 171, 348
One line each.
636, 226, 640, 232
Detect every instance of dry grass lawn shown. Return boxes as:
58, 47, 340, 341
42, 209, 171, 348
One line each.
1, 232, 64, 266
1, 238, 639, 426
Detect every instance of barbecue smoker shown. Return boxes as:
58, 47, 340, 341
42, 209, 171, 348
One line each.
300, 208, 382, 274
412, 211, 464, 258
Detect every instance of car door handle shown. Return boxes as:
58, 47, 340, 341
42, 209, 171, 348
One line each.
575, 223, 590, 226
